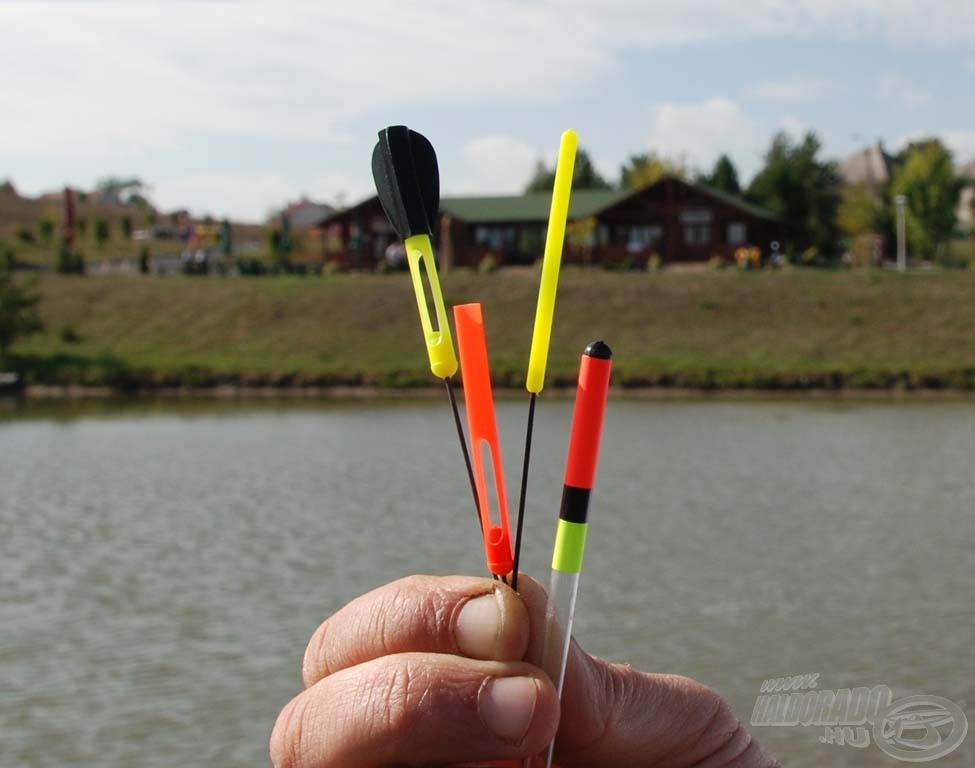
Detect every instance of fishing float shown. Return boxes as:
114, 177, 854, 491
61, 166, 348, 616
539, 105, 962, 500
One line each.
371, 125, 481, 529
538, 340, 612, 768
511, 129, 578, 592
453, 303, 514, 581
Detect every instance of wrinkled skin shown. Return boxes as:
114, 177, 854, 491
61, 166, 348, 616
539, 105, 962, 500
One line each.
271, 574, 780, 768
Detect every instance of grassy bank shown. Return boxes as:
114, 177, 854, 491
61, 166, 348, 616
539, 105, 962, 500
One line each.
7, 268, 975, 391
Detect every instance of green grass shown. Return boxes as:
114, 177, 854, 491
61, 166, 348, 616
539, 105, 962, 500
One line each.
7, 268, 975, 390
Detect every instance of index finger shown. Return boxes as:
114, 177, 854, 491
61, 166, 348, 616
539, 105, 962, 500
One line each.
302, 574, 531, 688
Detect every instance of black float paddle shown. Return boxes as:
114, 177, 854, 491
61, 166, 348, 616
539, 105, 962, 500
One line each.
371, 126, 482, 535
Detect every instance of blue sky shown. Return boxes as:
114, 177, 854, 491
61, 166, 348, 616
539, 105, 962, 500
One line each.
1, 1, 973, 221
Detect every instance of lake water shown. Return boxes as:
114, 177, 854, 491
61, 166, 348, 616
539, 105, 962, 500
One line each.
1, 399, 973, 767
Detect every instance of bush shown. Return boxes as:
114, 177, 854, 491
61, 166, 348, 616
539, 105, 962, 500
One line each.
38, 218, 55, 244
93, 218, 110, 246
60, 324, 82, 343
0, 259, 42, 359
56, 247, 85, 275
16, 227, 35, 244
647, 253, 663, 272
236, 257, 269, 276
478, 254, 499, 273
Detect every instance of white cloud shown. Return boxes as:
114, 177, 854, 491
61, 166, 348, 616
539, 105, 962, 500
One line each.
877, 74, 932, 109
155, 171, 378, 221
644, 99, 820, 180
647, 99, 763, 177
306, 172, 378, 210
2, 1, 974, 216
453, 135, 545, 195
1, 2, 972, 155
943, 131, 975, 163
153, 174, 299, 223
779, 115, 809, 139
748, 77, 833, 104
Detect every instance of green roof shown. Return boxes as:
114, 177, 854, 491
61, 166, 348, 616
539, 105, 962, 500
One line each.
439, 189, 630, 223
323, 176, 778, 226
690, 182, 779, 221
439, 179, 778, 223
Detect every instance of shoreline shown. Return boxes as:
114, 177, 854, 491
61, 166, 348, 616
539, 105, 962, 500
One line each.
13, 383, 975, 401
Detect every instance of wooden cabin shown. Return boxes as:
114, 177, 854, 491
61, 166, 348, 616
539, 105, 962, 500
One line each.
317, 176, 781, 269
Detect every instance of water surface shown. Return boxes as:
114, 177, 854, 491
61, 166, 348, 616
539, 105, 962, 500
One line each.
1, 399, 972, 766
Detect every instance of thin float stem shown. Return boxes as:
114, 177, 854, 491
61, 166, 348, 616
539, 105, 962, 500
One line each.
445, 376, 482, 532
511, 392, 537, 592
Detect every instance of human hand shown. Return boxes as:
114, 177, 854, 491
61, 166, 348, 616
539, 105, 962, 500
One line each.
271, 574, 779, 767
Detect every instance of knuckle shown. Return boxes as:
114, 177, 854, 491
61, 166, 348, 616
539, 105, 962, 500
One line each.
302, 620, 331, 686
670, 675, 734, 736
270, 696, 313, 768
383, 576, 453, 649
668, 676, 754, 765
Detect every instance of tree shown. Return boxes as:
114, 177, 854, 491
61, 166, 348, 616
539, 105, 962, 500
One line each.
837, 185, 883, 239
697, 155, 741, 195
747, 132, 841, 259
93, 218, 110, 247
525, 148, 612, 192
94, 176, 149, 207
619, 152, 687, 190
56, 246, 85, 275
891, 139, 962, 260
0, 256, 42, 359
38, 218, 55, 244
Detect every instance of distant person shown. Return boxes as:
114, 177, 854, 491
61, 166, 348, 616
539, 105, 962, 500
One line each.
271, 573, 779, 767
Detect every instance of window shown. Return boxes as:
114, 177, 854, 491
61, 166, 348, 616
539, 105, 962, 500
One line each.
626, 225, 662, 252
727, 221, 747, 245
680, 208, 712, 246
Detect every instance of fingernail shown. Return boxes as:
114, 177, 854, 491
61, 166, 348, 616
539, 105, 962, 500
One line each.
479, 676, 539, 744
455, 592, 503, 658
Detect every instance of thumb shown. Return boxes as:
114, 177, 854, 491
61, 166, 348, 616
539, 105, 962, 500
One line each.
515, 576, 777, 768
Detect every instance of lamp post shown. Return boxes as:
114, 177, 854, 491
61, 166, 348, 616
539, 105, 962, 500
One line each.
894, 194, 907, 272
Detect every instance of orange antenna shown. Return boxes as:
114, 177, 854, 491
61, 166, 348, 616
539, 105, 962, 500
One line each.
453, 303, 513, 578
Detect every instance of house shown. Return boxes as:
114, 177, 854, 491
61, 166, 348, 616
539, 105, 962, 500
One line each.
280, 197, 335, 230
317, 176, 781, 269
840, 141, 896, 193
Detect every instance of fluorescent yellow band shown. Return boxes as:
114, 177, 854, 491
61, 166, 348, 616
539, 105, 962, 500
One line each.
551, 518, 588, 573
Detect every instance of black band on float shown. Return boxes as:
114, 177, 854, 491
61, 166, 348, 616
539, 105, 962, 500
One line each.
559, 485, 591, 524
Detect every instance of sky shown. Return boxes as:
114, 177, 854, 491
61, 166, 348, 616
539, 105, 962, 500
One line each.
1, 1, 974, 222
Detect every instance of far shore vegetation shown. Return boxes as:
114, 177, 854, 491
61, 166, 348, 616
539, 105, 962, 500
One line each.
3, 269, 974, 393
1, 131, 974, 395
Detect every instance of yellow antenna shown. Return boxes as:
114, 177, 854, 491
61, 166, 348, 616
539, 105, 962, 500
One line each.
526, 129, 577, 394
512, 129, 578, 592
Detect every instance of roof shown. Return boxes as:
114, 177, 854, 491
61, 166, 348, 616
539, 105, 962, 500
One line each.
320, 176, 778, 227
440, 188, 629, 223
841, 141, 895, 189
685, 181, 779, 221
283, 200, 335, 229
